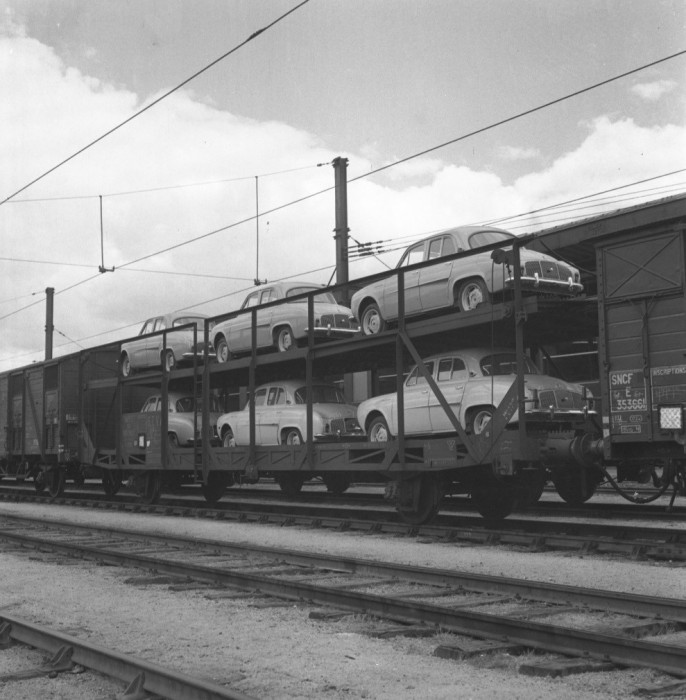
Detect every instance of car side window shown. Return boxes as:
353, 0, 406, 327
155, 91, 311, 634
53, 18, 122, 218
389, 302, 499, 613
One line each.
153, 318, 167, 331
274, 388, 286, 405
140, 320, 154, 335
243, 292, 260, 309
267, 387, 283, 406
253, 388, 267, 406
442, 236, 457, 256
406, 361, 434, 386
427, 239, 442, 259
142, 397, 158, 412
261, 289, 276, 304
400, 243, 425, 267
437, 359, 453, 381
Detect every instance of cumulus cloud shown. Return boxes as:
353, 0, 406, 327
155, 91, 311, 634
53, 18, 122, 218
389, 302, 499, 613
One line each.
631, 79, 677, 102
498, 145, 541, 161
1, 28, 685, 371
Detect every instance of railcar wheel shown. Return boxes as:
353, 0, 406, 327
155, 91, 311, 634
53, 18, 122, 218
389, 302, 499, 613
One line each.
282, 428, 303, 445
120, 353, 132, 378
141, 471, 162, 505
215, 337, 230, 363
102, 470, 122, 496
276, 473, 305, 496
201, 472, 232, 504
360, 303, 386, 336
551, 467, 598, 505
46, 468, 65, 499
470, 474, 517, 520
367, 415, 391, 442
466, 407, 494, 435
322, 473, 351, 495
33, 470, 46, 494
456, 279, 489, 312
396, 474, 442, 525
276, 326, 295, 352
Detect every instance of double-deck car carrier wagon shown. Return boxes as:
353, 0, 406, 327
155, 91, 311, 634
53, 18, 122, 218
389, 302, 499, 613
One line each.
1, 194, 685, 522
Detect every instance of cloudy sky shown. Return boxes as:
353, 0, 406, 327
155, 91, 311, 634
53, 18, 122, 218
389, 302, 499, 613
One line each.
1, 0, 685, 371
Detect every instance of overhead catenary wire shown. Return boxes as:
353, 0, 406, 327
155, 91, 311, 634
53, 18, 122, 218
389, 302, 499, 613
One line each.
0, 0, 311, 207
2, 48, 686, 351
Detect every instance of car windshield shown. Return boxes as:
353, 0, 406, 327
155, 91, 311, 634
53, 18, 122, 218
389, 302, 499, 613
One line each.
172, 316, 205, 328
285, 287, 337, 304
294, 385, 346, 404
480, 353, 539, 376
468, 230, 515, 249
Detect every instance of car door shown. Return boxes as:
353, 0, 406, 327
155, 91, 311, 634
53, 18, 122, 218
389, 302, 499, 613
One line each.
256, 288, 277, 348
419, 235, 458, 311
384, 243, 424, 320
229, 292, 260, 353
145, 317, 167, 366
129, 320, 155, 369
258, 385, 285, 445
402, 361, 435, 435
428, 357, 469, 432
234, 387, 267, 444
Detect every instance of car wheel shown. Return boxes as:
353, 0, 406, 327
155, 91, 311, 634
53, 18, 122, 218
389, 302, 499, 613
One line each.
368, 415, 391, 442
215, 336, 230, 363
162, 349, 176, 372
222, 428, 236, 447
120, 353, 132, 377
467, 407, 494, 435
360, 303, 386, 335
282, 428, 303, 445
276, 326, 295, 352
456, 279, 489, 311
168, 433, 180, 448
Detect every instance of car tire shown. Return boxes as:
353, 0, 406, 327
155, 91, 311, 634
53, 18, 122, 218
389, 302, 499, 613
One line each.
168, 433, 180, 448
367, 415, 391, 442
275, 326, 295, 352
222, 428, 236, 447
456, 279, 489, 311
360, 303, 386, 335
162, 349, 176, 372
215, 336, 230, 363
466, 406, 494, 435
282, 428, 303, 445
120, 353, 132, 378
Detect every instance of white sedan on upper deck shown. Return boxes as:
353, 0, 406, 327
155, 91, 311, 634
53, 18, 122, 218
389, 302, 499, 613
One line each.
211, 281, 359, 361
350, 225, 583, 335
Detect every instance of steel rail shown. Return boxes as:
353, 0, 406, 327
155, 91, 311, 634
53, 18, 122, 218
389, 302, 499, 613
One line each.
0, 613, 256, 700
0, 489, 684, 560
2, 526, 686, 677
2, 513, 684, 622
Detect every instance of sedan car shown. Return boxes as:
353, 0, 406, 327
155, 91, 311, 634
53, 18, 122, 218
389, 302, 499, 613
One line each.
120, 312, 214, 376
139, 392, 223, 446
356, 348, 592, 441
216, 379, 361, 446
211, 281, 359, 361
350, 226, 584, 335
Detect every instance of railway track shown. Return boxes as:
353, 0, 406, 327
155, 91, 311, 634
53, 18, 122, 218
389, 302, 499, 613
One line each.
1, 485, 684, 561
0, 614, 254, 700
1, 512, 685, 682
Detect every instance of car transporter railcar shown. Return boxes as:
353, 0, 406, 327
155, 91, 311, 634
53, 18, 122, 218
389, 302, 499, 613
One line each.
1, 194, 685, 524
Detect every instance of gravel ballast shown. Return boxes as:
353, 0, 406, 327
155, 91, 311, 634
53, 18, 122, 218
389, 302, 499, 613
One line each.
0, 500, 684, 699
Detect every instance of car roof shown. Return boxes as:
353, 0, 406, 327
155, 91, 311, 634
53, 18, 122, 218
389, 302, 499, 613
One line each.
410, 225, 515, 246
417, 347, 516, 363
253, 379, 335, 391
246, 281, 326, 294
